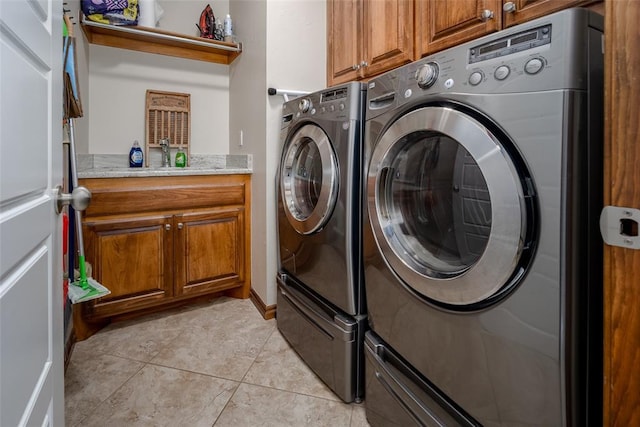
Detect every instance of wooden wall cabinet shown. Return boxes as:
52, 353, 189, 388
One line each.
327, 0, 414, 86
327, 0, 598, 85
76, 174, 251, 334
416, 0, 597, 58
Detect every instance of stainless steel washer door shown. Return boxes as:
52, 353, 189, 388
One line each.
281, 124, 338, 235
368, 106, 528, 306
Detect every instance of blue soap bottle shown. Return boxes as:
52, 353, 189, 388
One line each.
129, 140, 143, 167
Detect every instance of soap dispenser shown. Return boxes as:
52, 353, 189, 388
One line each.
129, 140, 144, 167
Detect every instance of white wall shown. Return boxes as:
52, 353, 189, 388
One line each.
88, 48, 230, 155
229, 0, 269, 303
82, 0, 231, 156
230, 0, 326, 306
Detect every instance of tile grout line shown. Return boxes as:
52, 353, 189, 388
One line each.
210, 322, 278, 425
72, 357, 149, 427
234, 326, 350, 405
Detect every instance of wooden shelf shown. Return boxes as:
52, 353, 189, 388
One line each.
80, 17, 242, 64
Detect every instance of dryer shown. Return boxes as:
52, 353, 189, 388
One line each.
363, 9, 603, 426
276, 82, 367, 403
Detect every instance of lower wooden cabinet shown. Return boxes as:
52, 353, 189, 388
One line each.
84, 214, 174, 316
75, 174, 251, 337
174, 208, 246, 297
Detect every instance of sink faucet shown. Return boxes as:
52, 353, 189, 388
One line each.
159, 138, 171, 167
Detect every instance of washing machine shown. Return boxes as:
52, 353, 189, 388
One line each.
276, 82, 367, 403
362, 8, 603, 426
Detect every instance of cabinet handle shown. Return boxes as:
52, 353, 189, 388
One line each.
352, 64, 360, 70
165, 223, 171, 231
480, 9, 494, 21
360, 60, 369, 67
178, 222, 184, 230
503, 2, 516, 13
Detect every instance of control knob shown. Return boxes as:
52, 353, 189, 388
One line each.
415, 62, 439, 89
298, 98, 312, 113
469, 71, 484, 86
494, 65, 510, 81
524, 58, 544, 75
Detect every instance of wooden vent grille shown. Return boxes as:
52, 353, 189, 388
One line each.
145, 90, 190, 166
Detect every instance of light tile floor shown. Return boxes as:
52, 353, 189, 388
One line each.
65, 297, 371, 427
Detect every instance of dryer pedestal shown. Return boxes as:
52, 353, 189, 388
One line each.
275, 82, 367, 404
277, 274, 366, 403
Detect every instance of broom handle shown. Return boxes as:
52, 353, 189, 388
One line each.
68, 118, 86, 259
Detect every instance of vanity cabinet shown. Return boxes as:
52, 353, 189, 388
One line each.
415, 0, 599, 58
76, 174, 251, 336
327, 0, 414, 86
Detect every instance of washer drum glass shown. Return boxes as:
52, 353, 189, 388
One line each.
368, 106, 527, 305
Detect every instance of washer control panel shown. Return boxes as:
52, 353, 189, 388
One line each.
463, 54, 547, 88
392, 21, 556, 97
283, 82, 365, 125
469, 24, 551, 64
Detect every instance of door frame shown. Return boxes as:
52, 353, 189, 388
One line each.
603, 0, 640, 425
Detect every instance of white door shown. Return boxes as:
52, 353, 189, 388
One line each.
0, 0, 64, 426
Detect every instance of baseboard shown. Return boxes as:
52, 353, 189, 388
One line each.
64, 328, 77, 373
250, 288, 276, 320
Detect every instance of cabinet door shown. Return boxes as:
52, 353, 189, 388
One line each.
416, 0, 502, 57
174, 208, 245, 297
502, 0, 592, 27
362, 0, 414, 77
83, 215, 174, 317
327, 0, 361, 86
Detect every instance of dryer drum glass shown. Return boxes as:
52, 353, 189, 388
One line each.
380, 130, 491, 277
289, 138, 322, 219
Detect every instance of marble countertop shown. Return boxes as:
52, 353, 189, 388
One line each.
78, 166, 252, 179
77, 153, 252, 179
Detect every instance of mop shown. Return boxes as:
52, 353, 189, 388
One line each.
66, 119, 110, 304
63, 14, 110, 304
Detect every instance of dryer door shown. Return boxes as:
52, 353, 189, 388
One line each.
368, 106, 533, 307
281, 123, 338, 235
